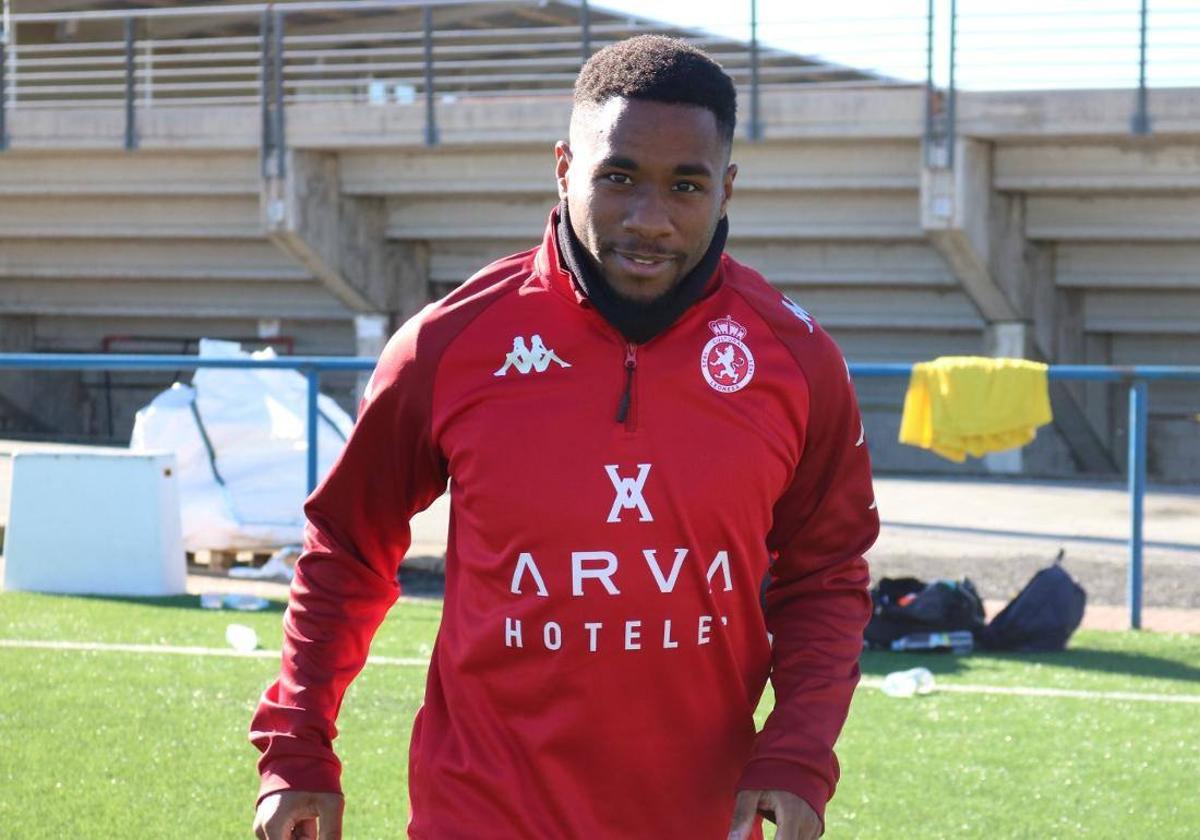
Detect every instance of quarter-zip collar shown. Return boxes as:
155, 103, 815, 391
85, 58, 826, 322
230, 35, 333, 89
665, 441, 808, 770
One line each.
532, 205, 728, 344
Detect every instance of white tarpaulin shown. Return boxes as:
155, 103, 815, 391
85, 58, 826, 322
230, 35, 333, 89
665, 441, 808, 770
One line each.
129, 339, 355, 552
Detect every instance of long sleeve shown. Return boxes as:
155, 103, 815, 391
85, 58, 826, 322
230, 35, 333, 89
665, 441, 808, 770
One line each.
736, 326, 879, 826
248, 317, 448, 804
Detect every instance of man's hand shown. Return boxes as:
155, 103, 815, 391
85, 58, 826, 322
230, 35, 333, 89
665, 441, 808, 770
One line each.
253, 790, 344, 840
728, 789, 821, 840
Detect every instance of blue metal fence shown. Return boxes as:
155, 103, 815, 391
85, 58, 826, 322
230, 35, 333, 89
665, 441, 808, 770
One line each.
1, 353, 1198, 630
0, 353, 373, 494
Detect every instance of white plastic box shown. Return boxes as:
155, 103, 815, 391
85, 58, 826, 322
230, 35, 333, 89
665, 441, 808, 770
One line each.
3, 450, 186, 596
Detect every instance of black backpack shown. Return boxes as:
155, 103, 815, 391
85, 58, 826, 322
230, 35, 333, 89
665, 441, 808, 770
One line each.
865, 576, 986, 650
979, 551, 1086, 652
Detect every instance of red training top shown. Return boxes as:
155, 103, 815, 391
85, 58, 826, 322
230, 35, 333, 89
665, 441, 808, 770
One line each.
250, 211, 879, 839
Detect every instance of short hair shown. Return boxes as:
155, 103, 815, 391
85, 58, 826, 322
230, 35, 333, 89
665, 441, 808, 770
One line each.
573, 35, 737, 144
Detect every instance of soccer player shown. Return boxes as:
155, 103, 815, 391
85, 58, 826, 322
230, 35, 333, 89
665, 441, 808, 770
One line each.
251, 35, 878, 840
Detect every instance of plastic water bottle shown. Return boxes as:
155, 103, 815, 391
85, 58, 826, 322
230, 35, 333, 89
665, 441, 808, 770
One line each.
223, 594, 270, 612
890, 631, 974, 654
225, 623, 259, 653
880, 667, 936, 698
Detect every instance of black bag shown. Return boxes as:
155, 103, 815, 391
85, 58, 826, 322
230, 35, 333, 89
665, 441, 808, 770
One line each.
865, 576, 986, 650
979, 551, 1086, 652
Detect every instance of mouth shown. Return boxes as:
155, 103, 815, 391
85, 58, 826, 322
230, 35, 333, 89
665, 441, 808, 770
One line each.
612, 249, 677, 279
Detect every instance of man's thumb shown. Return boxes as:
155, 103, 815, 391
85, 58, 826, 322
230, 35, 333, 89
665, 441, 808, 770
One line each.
728, 790, 759, 840
316, 796, 345, 840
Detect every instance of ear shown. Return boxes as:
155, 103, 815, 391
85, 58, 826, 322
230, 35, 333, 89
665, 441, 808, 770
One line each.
554, 141, 573, 201
719, 162, 738, 218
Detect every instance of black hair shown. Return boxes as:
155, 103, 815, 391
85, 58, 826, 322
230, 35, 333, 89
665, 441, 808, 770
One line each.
573, 35, 737, 143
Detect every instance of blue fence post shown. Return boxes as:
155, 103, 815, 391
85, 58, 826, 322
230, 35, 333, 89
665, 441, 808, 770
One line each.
306, 367, 320, 496
1127, 379, 1148, 630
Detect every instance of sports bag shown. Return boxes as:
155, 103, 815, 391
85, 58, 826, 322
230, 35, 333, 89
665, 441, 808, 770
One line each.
864, 576, 986, 650
979, 550, 1086, 652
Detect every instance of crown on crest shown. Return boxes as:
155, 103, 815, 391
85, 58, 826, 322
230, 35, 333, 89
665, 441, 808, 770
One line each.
708, 315, 747, 340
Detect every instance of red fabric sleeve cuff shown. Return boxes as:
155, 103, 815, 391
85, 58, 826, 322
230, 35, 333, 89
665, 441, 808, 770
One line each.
737, 758, 830, 832
256, 757, 342, 808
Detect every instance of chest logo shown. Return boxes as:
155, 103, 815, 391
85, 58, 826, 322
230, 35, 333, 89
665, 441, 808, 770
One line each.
700, 316, 755, 394
605, 463, 653, 523
494, 334, 572, 377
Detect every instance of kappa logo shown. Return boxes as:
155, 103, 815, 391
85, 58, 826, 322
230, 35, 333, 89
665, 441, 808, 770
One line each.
781, 296, 815, 333
494, 334, 571, 377
700, 316, 755, 394
605, 463, 653, 523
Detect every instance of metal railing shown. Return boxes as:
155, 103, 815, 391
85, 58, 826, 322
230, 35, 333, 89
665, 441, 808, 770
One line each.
0, 0, 915, 155
4, 2, 1192, 157
1, 352, 1197, 631
853, 362, 1200, 632
922, 0, 1199, 163
0, 353, 370, 504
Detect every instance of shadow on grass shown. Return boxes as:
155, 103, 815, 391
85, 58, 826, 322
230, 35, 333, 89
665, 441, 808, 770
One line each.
861, 646, 1200, 685
982, 646, 1200, 684
73, 593, 288, 614
861, 650, 974, 678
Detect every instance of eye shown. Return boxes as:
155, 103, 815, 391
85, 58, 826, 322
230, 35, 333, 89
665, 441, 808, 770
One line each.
604, 172, 633, 185
674, 181, 702, 193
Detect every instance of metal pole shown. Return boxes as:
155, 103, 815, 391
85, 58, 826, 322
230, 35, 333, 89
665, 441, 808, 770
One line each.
259, 9, 271, 178
123, 17, 136, 150
0, 28, 7, 151
143, 40, 152, 107
423, 5, 437, 146
946, 0, 957, 168
2, 0, 15, 111
272, 8, 286, 177
923, 0, 934, 166
748, 0, 761, 141
306, 368, 320, 495
581, 0, 590, 64
1132, 0, 1150, 134
1127, 379, 1148, 630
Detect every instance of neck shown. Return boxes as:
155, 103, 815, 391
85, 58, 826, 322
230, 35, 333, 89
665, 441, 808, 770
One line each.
556, 204, 728, 344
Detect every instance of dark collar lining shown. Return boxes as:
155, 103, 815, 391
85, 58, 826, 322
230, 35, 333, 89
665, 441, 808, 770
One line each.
555, 202, 728, 345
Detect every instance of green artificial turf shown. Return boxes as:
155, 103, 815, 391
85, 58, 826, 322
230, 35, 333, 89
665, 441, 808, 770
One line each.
0, 591, 1197, 838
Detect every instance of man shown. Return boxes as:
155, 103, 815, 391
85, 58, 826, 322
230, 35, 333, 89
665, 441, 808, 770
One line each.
251, 35, 878, 840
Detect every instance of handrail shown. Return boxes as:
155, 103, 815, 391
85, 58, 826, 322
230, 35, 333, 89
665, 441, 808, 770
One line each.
2, 0, 1197, 160
7, 0, 502, 24
0, 0, 920, 154
851, 363, 1200, 382
1, 353, 1196, 631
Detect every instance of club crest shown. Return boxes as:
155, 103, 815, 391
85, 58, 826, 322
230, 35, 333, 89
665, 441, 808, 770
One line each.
700, 316, 755, 394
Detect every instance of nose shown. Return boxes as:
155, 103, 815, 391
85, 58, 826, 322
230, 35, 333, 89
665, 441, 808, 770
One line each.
622, 188, 672, 241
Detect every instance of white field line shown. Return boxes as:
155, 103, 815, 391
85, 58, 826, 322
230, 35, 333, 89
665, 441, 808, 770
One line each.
857, 677, 1200, 705
2, 639, 1198, 705
0, 638, 429, 667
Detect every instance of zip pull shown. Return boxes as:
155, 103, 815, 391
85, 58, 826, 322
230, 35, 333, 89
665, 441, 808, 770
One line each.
616, 343, 638, 424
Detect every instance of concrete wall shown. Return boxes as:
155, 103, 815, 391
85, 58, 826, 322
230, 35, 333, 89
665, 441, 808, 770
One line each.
0, 87, 1197, 479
